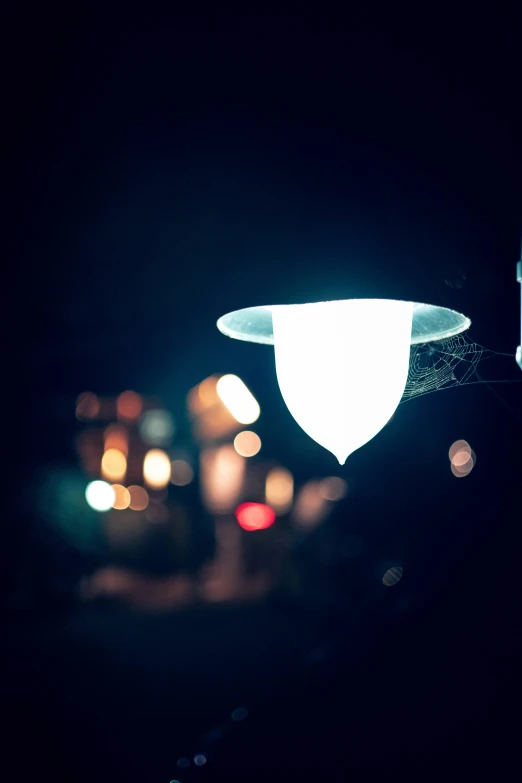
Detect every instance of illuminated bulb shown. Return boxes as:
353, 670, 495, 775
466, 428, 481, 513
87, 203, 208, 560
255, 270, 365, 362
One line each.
216, 375, 260, 424
272, 299, 413, 464
85, 480, 115, 512
143, 449, 171, 488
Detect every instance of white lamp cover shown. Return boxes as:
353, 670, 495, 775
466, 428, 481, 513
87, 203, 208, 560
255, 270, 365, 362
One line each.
272, 299, 414, 464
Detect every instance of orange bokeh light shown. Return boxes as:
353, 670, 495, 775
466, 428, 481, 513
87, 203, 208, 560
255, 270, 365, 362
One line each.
265, 467, 293, 514
101, 448, 127, 482
234, 431, 261, 457
128, 485, 149, 510
112, 484, 131, 510
76, 391, 100, 420
198, 376, 219, 407
104, 424, 129, 457
235, 502, 276, 531
117, 390, 143, 421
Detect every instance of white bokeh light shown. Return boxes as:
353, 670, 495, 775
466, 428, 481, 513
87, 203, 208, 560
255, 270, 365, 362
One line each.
272, 299, 413, 464
85, 480, 116, 512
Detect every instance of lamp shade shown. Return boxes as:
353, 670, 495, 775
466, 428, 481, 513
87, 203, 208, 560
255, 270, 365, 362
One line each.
272, 299, 413, 463
217, 298, 471, 463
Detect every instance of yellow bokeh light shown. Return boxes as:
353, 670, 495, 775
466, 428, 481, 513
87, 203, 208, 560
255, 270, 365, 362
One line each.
101, 448, 127, 482
265, 467, 294, 515
143, 448, 171, 488
216, 375, 260, 425
112, 484, 131, 510
234, 431, 262, 457
128, 485, 149, 510
170, 460, 194, 486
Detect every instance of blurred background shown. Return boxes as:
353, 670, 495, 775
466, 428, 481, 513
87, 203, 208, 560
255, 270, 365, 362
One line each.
3, 16, 522, 782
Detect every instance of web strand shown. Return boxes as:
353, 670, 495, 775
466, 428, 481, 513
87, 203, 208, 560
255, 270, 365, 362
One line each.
400, 335, 520, 402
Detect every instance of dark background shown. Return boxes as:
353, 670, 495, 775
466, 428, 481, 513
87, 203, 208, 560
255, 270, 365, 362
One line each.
4, 16, 522, 782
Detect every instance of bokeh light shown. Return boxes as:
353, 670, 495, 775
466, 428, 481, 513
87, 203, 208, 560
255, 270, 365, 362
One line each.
193, 754, 207, 767
128, 485, 149, 511
117, 390, 143, 421
236, 502, 276, 531
234, 430, 262, 457
451, 448, 476, 477
143, 449, 171, 488
449, 439, 471, 461
111, 484, 131, 510
170, 460, 194, 486
198, 376, 219, 407
76, 391, 100, 420
231, 707, 249, 721
319, 476, 348, 501
292, 481, 331, 528
76, 430, 103, 475
101, 448, 127, 482
145, 501, 170, 523
452, 450, 472, 467
139, 409, 175, 446
216, 374, 260, 424
382, 566, 403, 586
85, 480, 115, 512
265, 467, 294, 514
200, 445, 245, 514
104, 424, 128, 457
450, 440, 476, 477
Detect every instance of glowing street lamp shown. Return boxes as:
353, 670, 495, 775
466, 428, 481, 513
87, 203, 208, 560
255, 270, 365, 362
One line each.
217, 299, 471, 464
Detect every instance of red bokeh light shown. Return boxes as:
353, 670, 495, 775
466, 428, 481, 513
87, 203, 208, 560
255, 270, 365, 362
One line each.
235, 502, 276, 531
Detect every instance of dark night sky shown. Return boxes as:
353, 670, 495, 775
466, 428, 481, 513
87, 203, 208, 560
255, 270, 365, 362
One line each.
4, 16, 522, 782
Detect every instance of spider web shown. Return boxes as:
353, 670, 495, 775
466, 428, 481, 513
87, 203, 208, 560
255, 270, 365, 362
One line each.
400, 334, 517, 401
